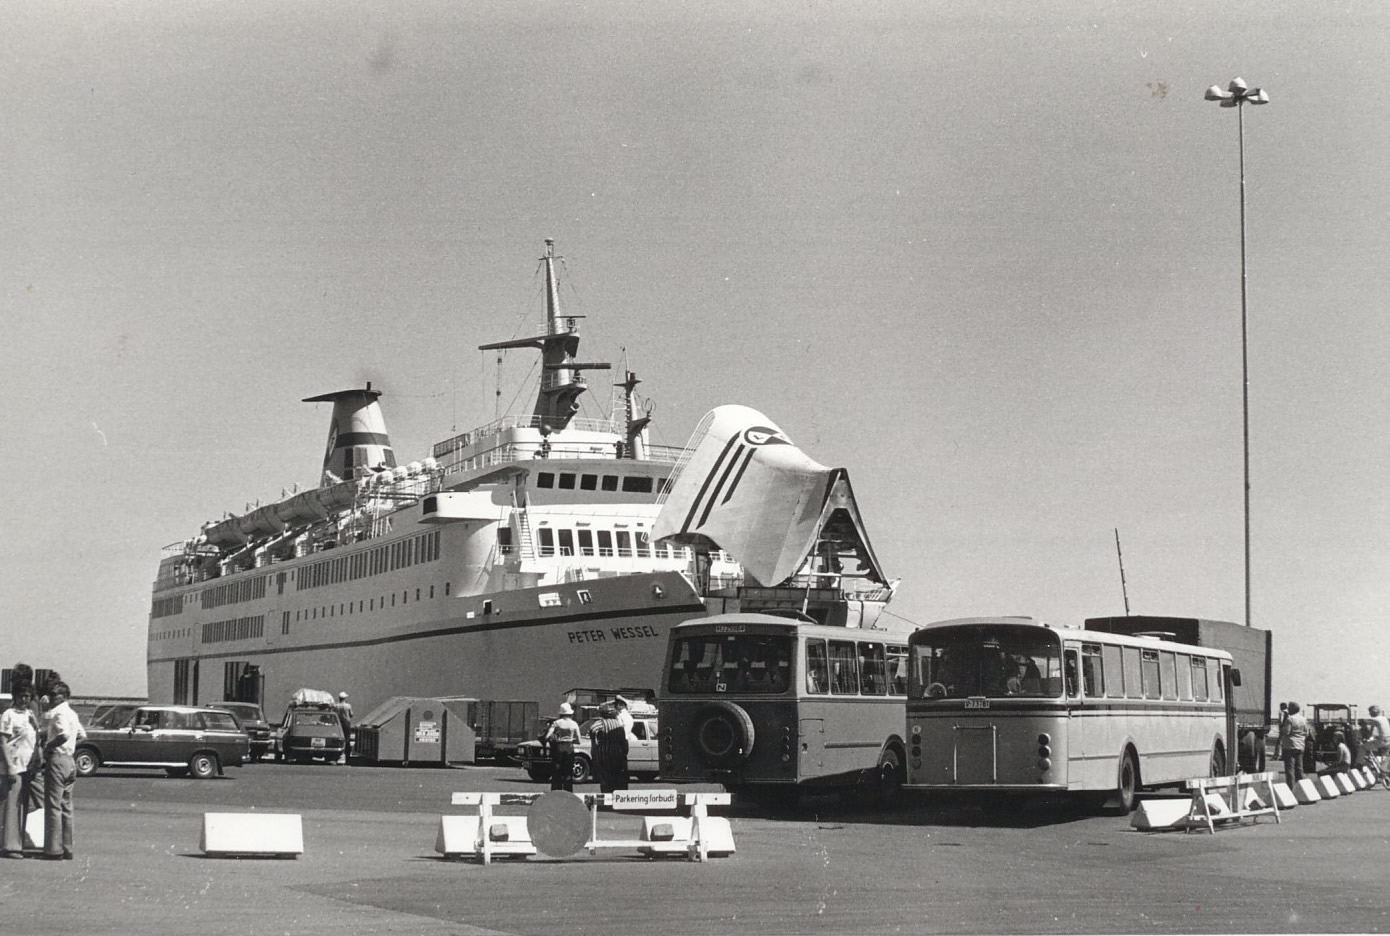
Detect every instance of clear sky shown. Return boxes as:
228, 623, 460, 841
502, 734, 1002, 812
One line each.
4, 2, 1387, 712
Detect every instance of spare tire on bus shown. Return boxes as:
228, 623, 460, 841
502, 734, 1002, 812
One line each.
691, 701, 756, 767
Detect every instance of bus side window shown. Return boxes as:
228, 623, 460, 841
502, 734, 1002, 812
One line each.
1159, 651, 1177, 701
1191, 657, 1209, 701
1122, 647, 1142, 699
1081, 644, 1103, 697
1140, 650, 1162, 700
806, 639, 829, 695
1064, 648, 1080, 698
859, 642, 888, 696
1103, 645, 1125, 698
887, 645, 908, 696
1207, 659, 1223, 702
1176, 652, 1193, 700
829, 640, 858, 695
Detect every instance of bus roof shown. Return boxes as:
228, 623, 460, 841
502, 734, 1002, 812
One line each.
911, 617, 1234, 660
675, 611, 917, 640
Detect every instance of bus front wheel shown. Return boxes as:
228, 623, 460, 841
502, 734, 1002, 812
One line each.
872, 747, 905, 808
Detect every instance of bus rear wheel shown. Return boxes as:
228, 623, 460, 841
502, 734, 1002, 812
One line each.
1104, 750, 1139, 815
1210, 741, 1227, 778
871, 747, 905, 809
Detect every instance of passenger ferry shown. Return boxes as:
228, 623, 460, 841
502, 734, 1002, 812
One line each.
146, 240, 897, 718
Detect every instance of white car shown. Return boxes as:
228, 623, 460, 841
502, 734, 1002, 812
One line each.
513, 716, 660, 783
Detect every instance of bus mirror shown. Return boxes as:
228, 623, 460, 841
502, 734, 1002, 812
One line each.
1229, 668, 1242, 688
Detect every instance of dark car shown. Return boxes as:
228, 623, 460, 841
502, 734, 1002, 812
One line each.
210, 701, 273, 760
74, 705, 249, 779
276, 704, 346, 764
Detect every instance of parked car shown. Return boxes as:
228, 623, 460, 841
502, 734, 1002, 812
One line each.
512, 714, 660, 783
87, 704, 142, 730
276, 704, 346, 764
210, 701, 273, 760
74, 705, 250, 779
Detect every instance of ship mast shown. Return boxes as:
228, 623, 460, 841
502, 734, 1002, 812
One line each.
478, 239, 609, 433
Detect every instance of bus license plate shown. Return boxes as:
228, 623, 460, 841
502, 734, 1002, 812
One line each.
964, 699, 990, 710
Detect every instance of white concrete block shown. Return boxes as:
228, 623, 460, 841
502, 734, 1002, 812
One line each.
1316, 775, 1341, 799
1241, 786, 1267, 810
1130, 799, 1193, 831
1348, 770, 1368, 790
1271, 781, 1298, 809
200, 813, 303, 858
435, 815, 535, 859
24, 810, 42, 850
1295, 778, 1322, 804
1334, 773, 1356, 794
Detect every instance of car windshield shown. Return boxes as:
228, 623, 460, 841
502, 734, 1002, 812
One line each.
91, 706, 139, 729
293, 711, 341, 727
910, 624, 1064, 699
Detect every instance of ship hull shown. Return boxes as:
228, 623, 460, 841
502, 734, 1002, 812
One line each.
147, 569, 703, 718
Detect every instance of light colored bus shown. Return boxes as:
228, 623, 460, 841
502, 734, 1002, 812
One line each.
657, 611, 916, 805
904, 617, 1240, 812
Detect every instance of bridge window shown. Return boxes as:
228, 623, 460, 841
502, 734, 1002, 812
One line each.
601, 475, 619, 492
577, 530, 594, 556
580, 474, 598, 491
558, 473, 576, 490
537, 472, 555, 488
621, 476, 654, 494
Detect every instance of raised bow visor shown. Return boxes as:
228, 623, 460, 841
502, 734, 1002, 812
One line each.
653, 405, 889, 591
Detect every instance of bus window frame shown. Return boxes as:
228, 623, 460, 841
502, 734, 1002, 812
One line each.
828, 640, 859, 695
1081, 643, 1104, 698
806, 638, 829, 695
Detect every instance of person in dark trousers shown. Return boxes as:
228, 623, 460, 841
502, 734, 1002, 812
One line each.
11, 663, 43, 821
335, 692, 354, 763
543, 703, 580, 792
588, 703, 629, 795
1280, 701, 1309, 789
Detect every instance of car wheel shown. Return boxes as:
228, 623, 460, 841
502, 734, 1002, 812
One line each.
74, 747, 100, 777
571, 754, 592, 783
189, 752, 220, 780
526, 767, 552, 782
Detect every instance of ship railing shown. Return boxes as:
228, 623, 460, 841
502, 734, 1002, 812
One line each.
539, 371, 587, 392
433, 415, 624, 458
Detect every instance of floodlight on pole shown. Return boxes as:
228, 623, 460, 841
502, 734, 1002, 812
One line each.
1204, 77, 1268, 629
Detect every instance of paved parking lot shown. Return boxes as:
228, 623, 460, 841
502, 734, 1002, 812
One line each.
2, 762, 1386, 935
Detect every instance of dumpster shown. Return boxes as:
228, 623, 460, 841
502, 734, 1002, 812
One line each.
354, 696, 477, 766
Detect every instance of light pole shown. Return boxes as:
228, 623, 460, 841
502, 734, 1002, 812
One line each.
1204, 77, 1268, 628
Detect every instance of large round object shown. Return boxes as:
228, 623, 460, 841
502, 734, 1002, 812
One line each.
527, 791, 590, 858
691, 701, 756, 767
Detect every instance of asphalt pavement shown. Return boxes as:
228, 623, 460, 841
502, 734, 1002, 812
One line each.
1, 760, 1386, 935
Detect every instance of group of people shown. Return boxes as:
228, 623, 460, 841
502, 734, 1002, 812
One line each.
0, 663, 85, 860
541, 695, 634, 795
1277, 700, 1390, 789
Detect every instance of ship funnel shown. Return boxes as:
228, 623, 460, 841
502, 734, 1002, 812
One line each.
303, 383, 397, 487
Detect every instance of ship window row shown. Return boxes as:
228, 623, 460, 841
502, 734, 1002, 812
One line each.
201, 575, 268, 610
151, 596, 183, 619
289, 584, 442, 627
202, 615, 265, 644
297, 530, 441, 591
152, 627, 193, 642
534, 472, 670, 495
1081, 643, 1224, 703
531, 527, 692, 560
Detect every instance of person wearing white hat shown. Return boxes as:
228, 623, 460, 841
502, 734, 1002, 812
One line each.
543, 702, 581, 791
335, 692, 354, 763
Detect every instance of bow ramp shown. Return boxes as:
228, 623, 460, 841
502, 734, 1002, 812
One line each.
653, 405, 890, 591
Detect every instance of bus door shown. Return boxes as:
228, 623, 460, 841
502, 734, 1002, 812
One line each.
1064, 644, 1085, 787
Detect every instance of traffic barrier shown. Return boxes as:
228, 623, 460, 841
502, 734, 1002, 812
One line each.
1294, 778, 1322, 804
1316, 775, 1341, 799
1334, 773, 1356, 795
439, 793, 540, 863
443, 790, 733, 864
1130, 798, 1195, 831
1184, 772, 1280, 834
199, 813, 303, 858
1355, 767, 1374, 787
1270, 781, 1298, 809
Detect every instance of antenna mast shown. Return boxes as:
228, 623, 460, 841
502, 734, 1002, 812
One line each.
1114, 528, 1131, 615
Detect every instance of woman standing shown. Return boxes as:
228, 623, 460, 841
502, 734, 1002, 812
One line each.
1, 682, 38, 858
543, 702, 581, 792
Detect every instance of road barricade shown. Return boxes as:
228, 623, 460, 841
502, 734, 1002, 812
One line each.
1184, 771, 1280, 834
440, 790, 733, 864
200, 813, 304, 858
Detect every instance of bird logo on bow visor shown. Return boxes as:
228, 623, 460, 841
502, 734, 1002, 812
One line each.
742, 425, 792, 447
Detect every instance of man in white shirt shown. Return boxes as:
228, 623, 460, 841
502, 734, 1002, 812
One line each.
41, 681, 84, 860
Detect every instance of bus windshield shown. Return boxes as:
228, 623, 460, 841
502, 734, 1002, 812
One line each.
666, 632, 793, 695
910, 624, 1063, 700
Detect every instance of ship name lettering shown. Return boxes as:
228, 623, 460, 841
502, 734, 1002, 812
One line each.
568, 629, 608, 644
609, 624, 659, 640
